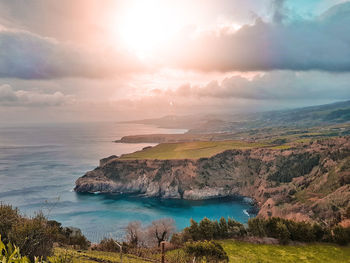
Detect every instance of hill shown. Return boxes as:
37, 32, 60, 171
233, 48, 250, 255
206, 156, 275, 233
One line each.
122, 100, 350, 134
76, 137, 350, 225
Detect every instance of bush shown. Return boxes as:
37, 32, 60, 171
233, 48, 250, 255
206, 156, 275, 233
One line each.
247, 218, 266, 237
275, 221, 290, 244
199, 218, 215, 240
332, 226, 350, 245
8, 213, 55, 261
227, 218, 246, 237
182, 217, 246, 242
184, 240, 229, 262
60, 227, 90, 249
0, 204, 20, 244
95, 238, 120, 252
0, 204, 90, 261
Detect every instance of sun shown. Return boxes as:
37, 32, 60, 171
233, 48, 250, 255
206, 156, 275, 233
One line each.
116, 0, 179, 59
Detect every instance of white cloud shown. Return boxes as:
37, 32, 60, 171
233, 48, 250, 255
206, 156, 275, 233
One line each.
165, 71, 350, 100
161, 1, 350, 72
0, 84, 71, 106
0, 28, 147, 79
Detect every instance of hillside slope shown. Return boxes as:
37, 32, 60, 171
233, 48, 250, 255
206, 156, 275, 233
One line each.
75, 137, 350, 225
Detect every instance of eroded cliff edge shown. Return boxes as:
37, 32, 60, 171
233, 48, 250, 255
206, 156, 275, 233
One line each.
75, 137, 350, 225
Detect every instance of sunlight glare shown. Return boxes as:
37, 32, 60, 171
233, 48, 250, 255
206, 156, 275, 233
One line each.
117, 0, 180, 59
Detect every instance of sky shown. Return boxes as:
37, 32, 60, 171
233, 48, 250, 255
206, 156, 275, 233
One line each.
0, 0, 349, 123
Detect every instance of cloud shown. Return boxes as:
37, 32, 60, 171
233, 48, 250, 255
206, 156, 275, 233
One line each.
0, 28, 146, 79
162, 1, 350, 72
0, 84, 71, 106
271, 0, 288, 23
158, 71, 350, 101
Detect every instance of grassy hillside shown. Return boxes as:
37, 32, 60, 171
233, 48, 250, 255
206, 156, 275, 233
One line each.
119, 140, 268, 160
125, 100, 350, 134
220, 240, 350, 263
51, 240, 350, 263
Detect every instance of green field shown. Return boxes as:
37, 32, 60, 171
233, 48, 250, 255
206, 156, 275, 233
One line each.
220, 240, 350, 263
50, 248, 150, 263
52, 240, 350, 262
119, 140, 268, 160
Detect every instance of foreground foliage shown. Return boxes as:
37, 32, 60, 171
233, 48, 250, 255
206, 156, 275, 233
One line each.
0, 204, 90, 261
0, 235, 30, 263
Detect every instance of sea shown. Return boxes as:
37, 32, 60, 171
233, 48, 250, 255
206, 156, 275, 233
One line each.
0, 122, 254, 242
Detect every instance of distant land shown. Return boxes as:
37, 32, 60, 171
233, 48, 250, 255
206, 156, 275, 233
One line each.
117, 100, 350, 144
76, 100, 350, 226
121, 100, 350, 133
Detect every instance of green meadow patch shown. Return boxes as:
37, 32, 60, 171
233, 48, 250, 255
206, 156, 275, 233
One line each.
120, 140, 268, 160
220, 240, 350, 263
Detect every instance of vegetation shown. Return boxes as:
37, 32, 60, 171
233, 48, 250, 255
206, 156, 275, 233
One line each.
184, 240, 228, 262
220, 239, 350, 263
120, 140, 268, 160
172, 217, 350, 246
0, 204, 89, 262
0, 235, 30, 263
50, 248, 149, 263
2, 203, 350, 262
267, 153, 320, 183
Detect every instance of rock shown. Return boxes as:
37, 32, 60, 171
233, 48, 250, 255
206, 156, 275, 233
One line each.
75, 137, 350, 224
100, 155, 118, 167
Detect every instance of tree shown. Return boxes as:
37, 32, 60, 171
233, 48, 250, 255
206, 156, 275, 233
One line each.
199, 217, 215, 240
248, 218, 266, 237
126, 221, 143, 247
332, 226, 350, 245
227, 218, 246, 237
184, 240, 229, 262
218, 217, 228, 238
146, 218, 175, 247
275, 221, 290, 244
185, 219, 201, 241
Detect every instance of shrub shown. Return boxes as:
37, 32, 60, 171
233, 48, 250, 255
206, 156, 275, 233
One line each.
184, 240, 229, 262
248, 218, 266, 237
60, 227, 90, 249
332, 226, 350, 245
275, 221, 290, 244
95, 238, 120, 252
8, 213, 55, 261
227, 218, 246, 237
0, 204, 20, 244
198, 218, 215, 240
182, 217, 246, 242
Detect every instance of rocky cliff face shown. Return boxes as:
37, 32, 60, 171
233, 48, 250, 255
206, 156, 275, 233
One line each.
75, 137, 350, 225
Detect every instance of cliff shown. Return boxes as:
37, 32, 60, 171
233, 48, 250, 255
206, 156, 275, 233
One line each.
75, 137, 350, 225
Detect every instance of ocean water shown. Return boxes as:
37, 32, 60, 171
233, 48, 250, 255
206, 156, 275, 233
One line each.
0, 122, 254, 242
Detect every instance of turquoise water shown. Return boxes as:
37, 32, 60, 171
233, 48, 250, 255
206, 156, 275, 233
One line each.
0, 122, 254, 242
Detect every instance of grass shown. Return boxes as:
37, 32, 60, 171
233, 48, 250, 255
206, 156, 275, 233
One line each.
50, 248, 151, 263
52, 240, 350, 263
119, 140, 268, 160
220, 240, 350, 263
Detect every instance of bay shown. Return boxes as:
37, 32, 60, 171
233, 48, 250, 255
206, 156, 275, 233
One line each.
0, 122, 253, 242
